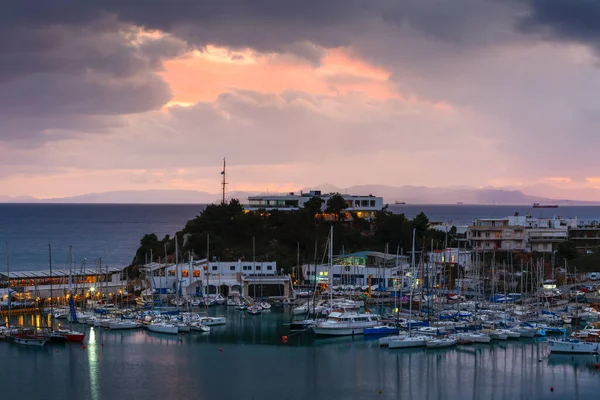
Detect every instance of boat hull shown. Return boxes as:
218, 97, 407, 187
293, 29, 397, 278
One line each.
388, 337, 426, 349
548, 340, 600, 354
13, 336, 49, 347
312, 327, 366, 336
147, 324, 179, 335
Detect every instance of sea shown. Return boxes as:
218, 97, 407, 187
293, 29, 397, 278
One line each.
3, 203, 600, 271
1, 310, 599, 400
2, 204, 600, 399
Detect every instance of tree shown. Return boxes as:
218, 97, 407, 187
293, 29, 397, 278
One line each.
325, 193, 348, 221
303, 196, 324, 219
556, 240, 577, 261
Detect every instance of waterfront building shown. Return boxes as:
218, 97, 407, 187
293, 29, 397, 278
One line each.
302, 251, 410, 289
144, 259, 294, 299
246, 190, 384, 220
0, 266, 128, 302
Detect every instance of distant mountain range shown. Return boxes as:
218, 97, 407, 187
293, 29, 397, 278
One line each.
1, 185, 599, 205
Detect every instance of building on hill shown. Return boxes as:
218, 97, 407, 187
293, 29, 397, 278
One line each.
467, 215, 577, 253
246, 190, 384, 220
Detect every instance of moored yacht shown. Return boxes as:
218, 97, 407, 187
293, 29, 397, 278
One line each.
312, 311, 379, 336
548, 338, 600, 354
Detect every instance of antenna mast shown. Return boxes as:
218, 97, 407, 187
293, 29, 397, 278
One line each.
221, 158, 227, 205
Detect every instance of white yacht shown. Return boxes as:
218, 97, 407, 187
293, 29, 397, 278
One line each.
312, 311, 378, 336
147, 322, 179, 335
388, 335, 428, 349
108, 320, 142, 330
548, 338, 600, 354
455, 332, 492, 344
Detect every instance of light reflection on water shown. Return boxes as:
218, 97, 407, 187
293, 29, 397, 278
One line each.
0, 308, 599, 400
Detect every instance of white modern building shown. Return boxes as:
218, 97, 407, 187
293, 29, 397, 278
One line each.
144, 259, 294, 299
246, 190, 384, 220
427, 248, 473, 271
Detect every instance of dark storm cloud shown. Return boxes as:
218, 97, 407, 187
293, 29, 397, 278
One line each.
519, 0, 600, 47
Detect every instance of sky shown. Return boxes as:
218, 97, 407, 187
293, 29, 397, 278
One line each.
2, 0, 600, 200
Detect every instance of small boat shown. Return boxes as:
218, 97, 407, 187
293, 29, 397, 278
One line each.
189, 322, 210, 333
108, 320, 142, 330
235, 304, 247, 311
388, 335, 428, 349
56, 329, 85, 342
199, 316, 227, 326
12, 330, 50, 347
426, 337, 457, 349
456, 332, 491, 344
260, 301, 272, 310
214, 294, 226, 305
147, 322, 179, 335
247, 305, 263, 315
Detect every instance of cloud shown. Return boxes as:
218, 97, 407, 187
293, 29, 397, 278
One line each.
519, 0, 600, 51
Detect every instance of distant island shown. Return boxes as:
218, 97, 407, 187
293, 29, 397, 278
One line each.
2, 184, 600, 205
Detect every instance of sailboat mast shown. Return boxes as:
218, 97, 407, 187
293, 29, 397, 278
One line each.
6, 241, 10, 329
49, 243, 53, 330
221, 158, 227, 205
408, 228, 416, 336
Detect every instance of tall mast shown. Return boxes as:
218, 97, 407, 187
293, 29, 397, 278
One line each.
6, 241, 10, 329
221, 158, 227, 205
49, 243, 53, 330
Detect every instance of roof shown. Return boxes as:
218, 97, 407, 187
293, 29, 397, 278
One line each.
0, 266, 126, 279
335, 251, 408, 261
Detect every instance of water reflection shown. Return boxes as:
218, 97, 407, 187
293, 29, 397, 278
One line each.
0, 309, 598, 399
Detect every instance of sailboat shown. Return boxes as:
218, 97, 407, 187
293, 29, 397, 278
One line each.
388, 229, 428, 349
548, 265, 599, 354
312, 227, 379, 336
46, 245, 85, 342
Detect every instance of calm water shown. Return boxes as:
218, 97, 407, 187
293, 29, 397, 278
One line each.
1, 308, 599, 400
2, 204, 600, 270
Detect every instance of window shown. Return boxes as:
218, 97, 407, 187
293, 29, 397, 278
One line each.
168, 270, 175, 276
267, 265, 273, 270
182, 270, 189, 277
361, 200, 368, 206
243, 265, 251, 271
505, 231, 511, 237
370, 200, 375, 207
230, 266, 236, 271
256, 265, 261, 270
355, 200, 360, 207
211, 265, 218, 271
193, 270, 200, 277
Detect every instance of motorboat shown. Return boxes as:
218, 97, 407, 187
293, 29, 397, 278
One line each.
378, 334, 407, 347
312, 311, 379, 336
56, 328, 85, 342
260, 301, 272, 310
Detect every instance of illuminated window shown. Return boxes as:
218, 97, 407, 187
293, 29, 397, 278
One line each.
182, 270, 189, 277
441, 256, 445, 263
193, 270, 200, 277
168, 270, 175, 276
319, 271, 324, 276
324, 271, 329, 276
451, 255, 455, 263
